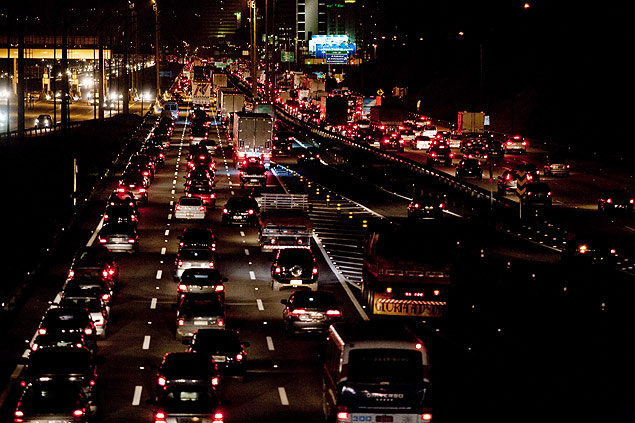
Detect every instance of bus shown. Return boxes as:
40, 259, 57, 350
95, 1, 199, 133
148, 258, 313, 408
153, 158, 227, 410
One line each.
323, 321, 433, 423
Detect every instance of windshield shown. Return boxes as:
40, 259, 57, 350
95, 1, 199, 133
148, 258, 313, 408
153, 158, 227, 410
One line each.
179, 198, 203, 206
347, 349, 423, 384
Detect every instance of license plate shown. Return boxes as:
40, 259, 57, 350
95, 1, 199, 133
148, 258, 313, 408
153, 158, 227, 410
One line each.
233, 215, 243, 220
290, 279, 302, 284
212, 355, 226, 362
194, 321, 208, 326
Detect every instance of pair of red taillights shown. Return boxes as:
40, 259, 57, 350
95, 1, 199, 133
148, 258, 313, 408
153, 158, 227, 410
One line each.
155, 411, 223, 423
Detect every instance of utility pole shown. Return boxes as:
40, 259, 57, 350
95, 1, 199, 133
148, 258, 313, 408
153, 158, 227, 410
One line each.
123, 1, 131, 115
98, 0, 104, 122
250, 0, 258, 99
153, 0, 161, 105
61, 4, 69, 132
17, 13, 25, 138
265, 0, 269, 101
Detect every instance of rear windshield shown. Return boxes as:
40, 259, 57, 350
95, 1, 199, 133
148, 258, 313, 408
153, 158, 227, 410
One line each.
348, 349, 423, 383
179, 249, 214, 260
189, 186, 213, 194
60, 298, 102, 312
29, 350, 92, 374
192, 331, 240, 354
181, 269, 221, 283
161, 389, 217, 413
180, 296, 223, 315
22, 387, 82, 413
179, 198, 203, 206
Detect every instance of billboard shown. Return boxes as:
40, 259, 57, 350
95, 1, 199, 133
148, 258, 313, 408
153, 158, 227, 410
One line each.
309, 35, 356, 59
192, 82, 211, 105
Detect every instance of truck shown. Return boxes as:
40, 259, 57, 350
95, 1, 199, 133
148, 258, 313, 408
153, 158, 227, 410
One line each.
457, 111, 485, 134
370, 105, 405, 133
218, 88, 245, 122
362, 221, 454, 318
232, 112, 274, 169
258, 193, 313, 252
212, 73, 228, 88
253, 102, 276, 123
320, 95, 348, 127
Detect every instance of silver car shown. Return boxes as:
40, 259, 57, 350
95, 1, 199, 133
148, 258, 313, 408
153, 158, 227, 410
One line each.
57, 291, 110, 337
176, 293, 225, 343
97, 222, 139, 253
153, 386, 223, 423
174, 196, 206, 220
174, 247, 216, 280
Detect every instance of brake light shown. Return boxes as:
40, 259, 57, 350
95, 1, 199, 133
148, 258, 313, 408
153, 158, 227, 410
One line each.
521, 141, 527, 146
14, 411, 24, 418
215, 285, 224, 292
274, 266, 281, 274
139, 188, 147, 193
102, 294, 110, 301
211, 193, 216, 199
236, 353, 244, 361
155, 411, 166, 419
422, 413, 433, 421
212, 377, 219, 386
131, 215, 136, 221
607, 198, 612, 204
610, 249, 617, 254
337, 412, 349, 420
104, 214, 109, 221
223, 208, 228, 214
291, 309, 306, 315
506, 174, 511, 180
178, 284, 187, 292
217, 319, 224, 327
38, 328, 46, 335
506, 141, 512, 146
326, 310, 341, 316
209, 261, 215, 268
128, 238, 136, 243
631, 199, 634, 204
578, 245, 588, 254
31, 343, 38, 351
431, 152, 436, 157
177, 260, 183, 267
213, 412, 224, 423
386, 287, 392, 293
439, 203, 444, 209
177, 318, 185, 326
200, 206, 206, 211
84, 327, 93, 336
415, 342, 423, 350
176, 205, 181, 211
248, 209, 254, 215
312, 267, 319, 275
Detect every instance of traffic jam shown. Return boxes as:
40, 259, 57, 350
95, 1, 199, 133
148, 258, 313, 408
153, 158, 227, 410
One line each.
3, 60, 634, 423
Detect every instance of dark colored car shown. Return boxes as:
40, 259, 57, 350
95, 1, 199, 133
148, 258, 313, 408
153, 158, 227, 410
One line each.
271, 248, 319, 291
13, 381, 93, 423
118, 173, 148, 205
188, 329, 249, 379
68, 246, 119, 284
184, 183, 216, 208
34, 114, 53, 129
37, 307, 97, 350
522, 182, 552, 207
156, 352, 219, 393
177, 269, 226, 302
103, 204, 138, 227
272, 131, 294, 156
152, 386, 224, 423
140, 145, 166, 168
97, 222, 139, 253
188, 152, 215, 172
463, 145, 489, 161
407, 194, 444, 220
296, 147, 321, 165
515, 163, 540, 182
280, 290, 342, 334
562, 236, 619, 267
239, 161, 267, 188
29, 332, 96, 358
176, 293, 225, 343
426, 144, 454, 166
598, 189, 634, 214
379, 133, 405, 152
497, 169, 519, 194
185, 168, 214, 186
222, 196, 260, 225
106, 190, 138, 215
62, 275, 114, 307
455, 158, 483, 179
178, 228, 216, 252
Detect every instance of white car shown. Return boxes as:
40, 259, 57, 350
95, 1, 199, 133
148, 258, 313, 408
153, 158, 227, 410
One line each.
411, 135, 432, 150
421, 124, 437, 138
175, 196, 206, 220
399, 129, 416, 143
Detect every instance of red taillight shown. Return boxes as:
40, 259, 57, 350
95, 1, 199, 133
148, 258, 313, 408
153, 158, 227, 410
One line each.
177, 260, 183, 267
223, 208, 228, 214
69, 270, 75, 277
215, 285, 224, 292
607, 198, 612, 204
291, 309, 306, 315
521, 141, 527, 146
176, 205, 181, 211
274, 267, 281, 274
103, 214, 109, 221
209, 261, 215, 268
431, 152, 436, 157
422, 413, 433, 421
178, 284, 187, 292
211, 377, 219, 386
84, 327, 93, 336
200, 206, 206, 211
31, 343, 38, 351
211, 193, 216, 199
248, 209, 254, 215
177, 319, 185, 326
439, 203, 444, 209
157, 376, 167, 386
312, 267, 319, 275
117, 187, 125, 192
139, 188, 147, 193
99, 238, 107, 243
128, 238, 136, 244
337, 412, 349, 420
217, 319, 224, 327
38, 328, 46, 335
213, 412, 224, 423
630, 199, 634, 204
155, 411, 166, 419
14, 411, 24, 418
506, 141, 512, 146
102, 294, 110, 301
102, 270, 108, 278
610, 249, 617, 254
326, 310, 341, 317
73, 410, 84, 417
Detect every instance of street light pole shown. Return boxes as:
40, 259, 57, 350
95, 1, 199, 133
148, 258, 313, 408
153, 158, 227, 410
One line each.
153, 0, 161, 105
250, 0, 258, 99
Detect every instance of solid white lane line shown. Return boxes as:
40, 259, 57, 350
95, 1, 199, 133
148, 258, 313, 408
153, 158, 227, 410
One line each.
156, 270, 163, 280
142, 335, 151, 350
266, 336, 275, 351
150, 298, 158, 309
256, 299, 264, 311
164, 229, 170, 236
249, 271, 256, 280
132, 386, 143, 406
278, 387, 289, 405
161, 247, 166, 255
244, 249, 250, 256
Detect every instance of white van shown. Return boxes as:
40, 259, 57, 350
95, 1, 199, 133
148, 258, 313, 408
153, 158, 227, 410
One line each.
164, 101, 179, 120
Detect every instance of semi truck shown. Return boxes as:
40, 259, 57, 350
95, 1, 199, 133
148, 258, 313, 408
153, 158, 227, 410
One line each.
212, 73, 228, 89
457, 111, 485, 134
370, 105, 405, 133
258, 194, 313, 252
218, 88, 245, 122
232, 112, 274, 169
362, 221, 454, 318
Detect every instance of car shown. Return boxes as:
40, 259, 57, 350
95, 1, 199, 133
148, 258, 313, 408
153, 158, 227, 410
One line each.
296, 147, 321, 165
239, 161, 267, 188
455, 158, 483, 179
56, 291, 109, 337
515, 163, 540, 182
272, 131, 294, 156
152, 386, 224, 423
463, 145, 489, 161
407, 194, 445, 220
62, 275, 114, 307
185, 168, 214, 186
484, 139, 505, 158
184, 183, 216, 208
189, 124, 208, 146
140, 145, 166, 168
97, 222, 139, 253
504, 135, 527, 154
379, 133, 405, 152
176, 293, 225, 343
103, 204, 137, 227
189, 329, 249, 379
187, 152, 215, 172
177, 269, 226, 301
420, 124, 437, 138
106, 190, 138, 215
174, 196, 206, 220
118, 174, 148, 205
460, 137, 483, 152
411, 135, 432, 150
13, 381, 93, 423
543, 154, 570, 177
156, 352, 219, 393
174, 247, 216, 280
68, 246, 119, 284
36, 307, 97, 350
426, 144, 454, 166
200, 138, 218, 153
280, 290, 342, 334
221, 196, 259, 226
29, 331, 96, 357
178, 228, 217, 252
399, 129, 416, 143
128, 154, 156, 178
597, 189, 634, 214
522, 182, 552, 207
271, 248, 319, 291
20, 347, 98, 402
34, 114, 53, 129
562, 236, 619, 267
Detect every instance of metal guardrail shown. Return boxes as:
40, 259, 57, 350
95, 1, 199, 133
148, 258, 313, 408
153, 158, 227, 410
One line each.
0, 122, 84, 141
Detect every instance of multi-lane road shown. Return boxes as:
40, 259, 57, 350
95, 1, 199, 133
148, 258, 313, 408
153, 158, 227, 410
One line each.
1, 93, 635, 423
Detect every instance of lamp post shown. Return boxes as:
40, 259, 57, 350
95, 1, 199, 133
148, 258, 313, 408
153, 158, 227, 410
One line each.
153, 0, 161, 105
249, 0, 258, 99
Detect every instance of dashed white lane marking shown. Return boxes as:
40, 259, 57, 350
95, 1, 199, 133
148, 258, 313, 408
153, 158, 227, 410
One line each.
244, 249, 250, 256
168, 213, 172, 220
171, 189, 175, 194
161, 247, 166, 255
150, 298, 158, 309
156, 270, 163, 280
164, 229, 170, 236
173, 180, 177, 185
278, 387, 289, 405
266, 336, 275, 351
256, 299, 264, 311
142, 335, 151, 350
132, 386, 143, 405
240, 231, 245, 237
249, 271, 256, 280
